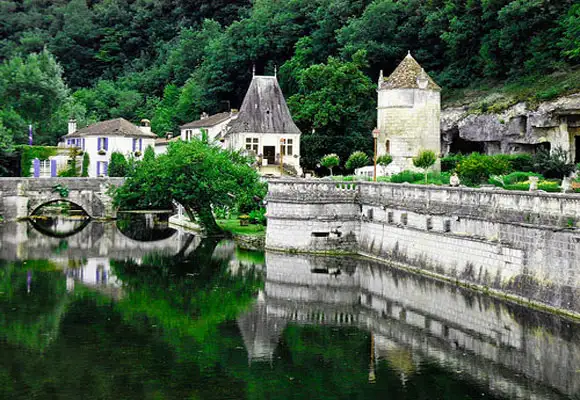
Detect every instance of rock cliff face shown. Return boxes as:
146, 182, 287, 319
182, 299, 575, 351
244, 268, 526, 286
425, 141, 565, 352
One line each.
441, 93, 580, 156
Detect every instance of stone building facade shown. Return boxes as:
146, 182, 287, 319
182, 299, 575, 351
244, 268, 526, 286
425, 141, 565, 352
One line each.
377, 53, 441, 172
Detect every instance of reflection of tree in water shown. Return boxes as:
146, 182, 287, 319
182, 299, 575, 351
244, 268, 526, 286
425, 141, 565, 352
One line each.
0, 261, 70, 351
116, 213, 177, 242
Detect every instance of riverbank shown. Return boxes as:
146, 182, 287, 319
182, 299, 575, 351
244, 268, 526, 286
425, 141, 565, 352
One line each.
266, 179, 580, 319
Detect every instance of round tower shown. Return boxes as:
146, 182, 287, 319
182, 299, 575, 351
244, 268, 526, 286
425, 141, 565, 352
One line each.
377, 52, 441, 172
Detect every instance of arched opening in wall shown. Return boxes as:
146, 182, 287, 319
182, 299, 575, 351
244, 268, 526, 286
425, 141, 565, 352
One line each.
29, 200, 91, 238
385, 140, 391, 154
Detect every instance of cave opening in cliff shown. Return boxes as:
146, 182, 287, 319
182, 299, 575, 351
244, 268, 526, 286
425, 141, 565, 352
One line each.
449, 136, 484, 155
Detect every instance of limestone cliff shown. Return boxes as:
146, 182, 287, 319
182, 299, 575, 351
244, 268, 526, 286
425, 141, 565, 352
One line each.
441, 93, 580, 156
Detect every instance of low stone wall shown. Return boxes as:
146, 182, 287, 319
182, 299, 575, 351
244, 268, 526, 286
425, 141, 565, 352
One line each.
266, 180, 580, 316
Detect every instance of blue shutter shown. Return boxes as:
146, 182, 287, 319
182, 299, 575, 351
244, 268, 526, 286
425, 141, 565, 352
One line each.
139, 138, 143, 151
132, 138, 136, 151
97, 138, 102, 151
104, 137, 108, 151
50, 160, 57, 177
33, 158, 40, 177
97, 161, 100, 176
103, 161, 108, 176
82, 138, 85, 150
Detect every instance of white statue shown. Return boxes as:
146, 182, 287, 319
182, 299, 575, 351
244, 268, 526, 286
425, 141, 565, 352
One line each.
529, 176, 539, 191
449, 173, 460, 187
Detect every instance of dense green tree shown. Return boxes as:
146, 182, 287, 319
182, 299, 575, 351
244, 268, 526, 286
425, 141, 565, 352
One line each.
287, 51, 374, 170
114, 139, 264, 235
413, 150, 437, 183
0, 50, 70, 144
108, 151, 129, 177
320, 153, 340, 176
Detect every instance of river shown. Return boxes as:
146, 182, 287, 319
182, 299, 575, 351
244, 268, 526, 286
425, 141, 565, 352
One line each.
0, 215, 579, 399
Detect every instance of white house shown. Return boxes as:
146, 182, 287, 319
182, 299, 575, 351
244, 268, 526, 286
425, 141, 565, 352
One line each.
224, 74, 302, 176
180, 111, 236, 143
62, 118, 157, 177
154, 133, 180, 155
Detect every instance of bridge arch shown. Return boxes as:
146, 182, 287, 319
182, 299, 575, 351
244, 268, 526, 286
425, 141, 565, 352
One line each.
29, 198, 92, 218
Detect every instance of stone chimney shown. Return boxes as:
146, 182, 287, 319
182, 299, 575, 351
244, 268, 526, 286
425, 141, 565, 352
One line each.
139, 119, 151, 135
68, 118, 77, 135
200, 112, 209, 120
165, 132, 173, 140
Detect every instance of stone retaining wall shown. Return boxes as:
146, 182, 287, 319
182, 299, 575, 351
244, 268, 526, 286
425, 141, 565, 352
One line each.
266, 180, 580, 316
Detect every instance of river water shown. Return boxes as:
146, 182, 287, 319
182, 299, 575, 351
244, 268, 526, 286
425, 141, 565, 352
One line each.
0, 216, 579, 399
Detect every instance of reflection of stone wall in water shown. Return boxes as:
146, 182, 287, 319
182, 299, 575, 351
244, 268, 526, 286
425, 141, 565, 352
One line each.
243, 251, 580, 399
266, 180, 580, 316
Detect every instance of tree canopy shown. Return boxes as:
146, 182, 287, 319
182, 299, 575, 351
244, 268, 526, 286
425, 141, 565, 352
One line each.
113, 139, 264, 235
0, 0, 578, 162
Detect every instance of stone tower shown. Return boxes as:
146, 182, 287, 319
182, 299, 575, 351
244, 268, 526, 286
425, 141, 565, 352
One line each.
377, 52, 441, 172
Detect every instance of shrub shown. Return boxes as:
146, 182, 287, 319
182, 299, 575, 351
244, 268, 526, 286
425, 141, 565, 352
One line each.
345, 151, 369, 171
377, 154, 393, 175
455, 153, 511, 186
505, 154, 534, 172
532, 146, 575, 179
412, 150, 437, 182
390, 170, 424, 183
81, 152, 90, 177
108, 152, 128, 177
249, 208, 266, 225
441, 154, 465, 172
502, 171, 544, 185
320, 153, 340, 176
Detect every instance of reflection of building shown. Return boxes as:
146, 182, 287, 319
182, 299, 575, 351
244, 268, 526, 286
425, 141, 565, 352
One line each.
236, 251, 580, 399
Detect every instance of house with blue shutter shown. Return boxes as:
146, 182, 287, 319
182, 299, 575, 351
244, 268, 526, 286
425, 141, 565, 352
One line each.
60, 118, 157, 177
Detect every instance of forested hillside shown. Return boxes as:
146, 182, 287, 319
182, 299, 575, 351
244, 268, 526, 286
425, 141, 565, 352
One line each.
0, 0, 579, 169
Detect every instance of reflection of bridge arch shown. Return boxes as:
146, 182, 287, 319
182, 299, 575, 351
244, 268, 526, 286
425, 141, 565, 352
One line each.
28, 217, 91, 239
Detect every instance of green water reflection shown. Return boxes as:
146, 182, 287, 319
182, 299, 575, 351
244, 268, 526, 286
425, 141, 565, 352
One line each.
0, 218, 576, 399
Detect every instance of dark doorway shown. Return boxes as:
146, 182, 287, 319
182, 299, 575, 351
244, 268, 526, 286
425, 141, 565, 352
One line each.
263, 146, 275, 165
575, 136, 580, 163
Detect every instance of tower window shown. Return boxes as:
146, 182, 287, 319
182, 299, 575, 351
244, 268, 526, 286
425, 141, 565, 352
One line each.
385, 140, 390, 154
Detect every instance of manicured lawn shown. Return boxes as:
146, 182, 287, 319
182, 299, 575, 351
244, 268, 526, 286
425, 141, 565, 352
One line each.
217, 218, 265, 235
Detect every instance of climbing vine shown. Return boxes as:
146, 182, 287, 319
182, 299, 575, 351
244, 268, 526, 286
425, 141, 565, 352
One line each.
18, 145, 58, 177
52, 184, 69, 198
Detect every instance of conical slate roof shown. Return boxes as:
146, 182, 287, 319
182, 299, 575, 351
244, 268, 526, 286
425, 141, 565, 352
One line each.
227, 75, 301, 135
381, 53, 440, 91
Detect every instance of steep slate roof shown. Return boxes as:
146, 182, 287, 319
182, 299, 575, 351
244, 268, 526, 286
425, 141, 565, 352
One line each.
64, 118, 157, 138
227, 75, 301, 135
381, 53, 441, 91
180, 112, 232, 129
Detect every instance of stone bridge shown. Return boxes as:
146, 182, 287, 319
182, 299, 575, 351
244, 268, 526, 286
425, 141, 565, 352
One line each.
0, 178, 125, 220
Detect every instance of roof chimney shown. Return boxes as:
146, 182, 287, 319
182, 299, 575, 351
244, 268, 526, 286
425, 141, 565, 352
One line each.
68, 118, 77, 135
139, 119, 151, 135
165, 132, 173, 140
200, 112, 209, 120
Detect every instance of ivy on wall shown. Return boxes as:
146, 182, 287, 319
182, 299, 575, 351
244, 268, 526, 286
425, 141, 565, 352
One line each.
18, 146, 58, 177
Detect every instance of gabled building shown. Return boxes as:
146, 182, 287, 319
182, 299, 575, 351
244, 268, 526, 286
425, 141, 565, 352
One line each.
180, 111, 236, 143
377, 52, 441, 172
225, 74, 302, 176
62, 118, 156, 177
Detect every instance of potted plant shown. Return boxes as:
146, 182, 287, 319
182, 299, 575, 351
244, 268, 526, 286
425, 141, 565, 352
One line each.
238, 214, 250, 226
98, 149, 106, 155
